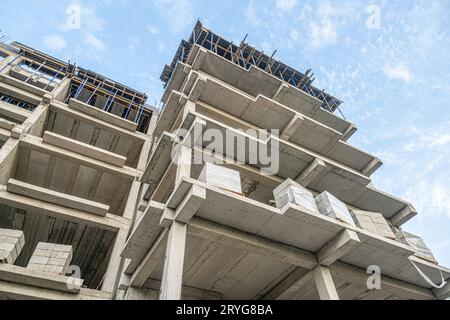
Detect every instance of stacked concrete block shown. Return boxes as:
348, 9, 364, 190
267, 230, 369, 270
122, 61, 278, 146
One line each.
27, 242, 73, 275
394, 230, 437, 264
199, 162, 243, 194
315, 191, 355, 226
351, 209, 395, 239
0, 228, 25, 264
273, 179, 319, 213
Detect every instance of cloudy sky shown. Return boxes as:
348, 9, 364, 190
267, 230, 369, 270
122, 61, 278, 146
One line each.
1, 0, 449, 266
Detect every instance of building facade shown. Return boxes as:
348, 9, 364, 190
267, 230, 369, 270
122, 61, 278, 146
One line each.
0, 22, 449, 300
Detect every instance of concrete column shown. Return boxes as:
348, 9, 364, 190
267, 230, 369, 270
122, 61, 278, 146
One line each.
0, 53, 22, 75
0, 138, 19, 185
313, 265, 339, 300
159, 221, 187, 300
175, 145, 192, 184
101, 179, 140, 294
52, 78, 71, 102
18, 103, 50, 138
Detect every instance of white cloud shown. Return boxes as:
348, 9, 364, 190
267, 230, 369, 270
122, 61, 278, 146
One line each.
154, 0, 194, 34
157, 40, 166, 53
127, 35, 141, 52
62, 1, 105, 32
147, 25, 159, 35
309, 19, 337, 49
430, 133, 450, 147
245, 1, 261, 27
85, 33, 106, 51
43, 35, 67, 52
382, 64, 412, 83
276, 0, 297, 12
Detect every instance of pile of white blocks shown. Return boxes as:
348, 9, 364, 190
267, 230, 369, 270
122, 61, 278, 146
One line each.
199, 162, 243, 194
0, 228, 25, 264
315, 191, 355, 226
351, 209, 395, 239
395, 230, 437, 264
273, 179, 319, 213
27, 242, 73, 275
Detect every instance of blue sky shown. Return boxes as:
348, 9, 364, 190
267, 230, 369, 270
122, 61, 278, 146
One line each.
1, 0, 449, 266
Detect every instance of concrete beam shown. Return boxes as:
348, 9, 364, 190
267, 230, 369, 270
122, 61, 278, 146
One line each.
130, 228, 168, 288
159, 221, 187, 300
0, 185, 127, 232
147, 278, 222, 300
0, 263, 82, 294
43, 131, 127, 167
313, 265, 340, 300
187, 73, 207, 102
390, 203, 417, 227
361, 157, 383, 177
0, 74, 48, 98
68, 98, 137, 132
7, 178, 110, 216
316, 229, 361, 266
175, 184, 206, 223
141, 132, 175, 198
280, 114, 303, 140
188, 217, 318, 270
263, 268, 313, 300
0, 81, 42, 106
122, 201, 165, 260
125, 278, 222, 300
433, 281, 450, 300
332, 261, 435, 300
0, 101, 30, 123
20, 134, 137, 180
0, 118, 16, 131
0, 279, 110, 300
295, 158, 327, 187
50, 101, 148, 142
342, 124, 357, 141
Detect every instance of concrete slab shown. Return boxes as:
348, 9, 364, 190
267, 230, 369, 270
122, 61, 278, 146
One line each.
0, 263, 82, 293
43, 131, 127, 167
165, 45, 353, 136
68, 98, 138, 132
7, 178, 110, 216
0, 73, 48, 98
122, 201, 165, 273
0, 185, 127, 232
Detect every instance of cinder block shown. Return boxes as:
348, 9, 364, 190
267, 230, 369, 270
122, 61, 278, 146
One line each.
36, 242, 55, 250
315, 191, 355, 226
199, 162, 242, 194
351, 209, 396, 239
273, 179, 318, 213
29, 255, 50, 265
0, 228, 25, 264
27, 242, 73, 275
394, 230, 437, 264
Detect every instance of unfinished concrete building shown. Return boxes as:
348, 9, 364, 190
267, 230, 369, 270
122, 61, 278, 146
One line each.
0, 21, 449, 300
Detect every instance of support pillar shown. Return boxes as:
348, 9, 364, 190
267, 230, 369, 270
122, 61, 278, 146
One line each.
101, 179, 140, 294
313, 265, 339, 300
159, 221, 187, 300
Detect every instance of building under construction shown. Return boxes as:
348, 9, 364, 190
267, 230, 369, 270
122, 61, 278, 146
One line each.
0, 21, 449, 300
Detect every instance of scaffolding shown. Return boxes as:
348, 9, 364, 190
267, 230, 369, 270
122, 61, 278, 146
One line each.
8, 42, 153, 133
161, 21, 345, 116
